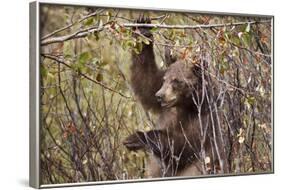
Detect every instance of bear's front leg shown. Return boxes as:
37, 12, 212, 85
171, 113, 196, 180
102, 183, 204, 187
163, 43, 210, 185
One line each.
123, 131, 147, 151
123, 130, 166, 156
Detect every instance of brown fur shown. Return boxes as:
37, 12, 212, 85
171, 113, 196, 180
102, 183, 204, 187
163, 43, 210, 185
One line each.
123, 17, 226, 177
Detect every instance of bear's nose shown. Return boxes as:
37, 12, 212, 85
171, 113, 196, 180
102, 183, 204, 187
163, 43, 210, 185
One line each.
155, 92, 163, 102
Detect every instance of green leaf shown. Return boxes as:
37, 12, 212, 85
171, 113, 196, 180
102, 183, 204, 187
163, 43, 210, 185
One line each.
47, 72, 55, 79
63, 41, 74, 57
84, 17, 94, 26
246, 96, 255, 105
169, 29, 176, 41
133, 42, 143, 54
150, 27, 159, 33
224, 32, 230, 40
106, 11, 112, 22
242, 32, 251, 47
142, 37, 150, 45
187, 36, 194, 45
96, 73, 103, 82
94, 31, 99, 41
231, 35, 241, 46
72, 63, 82, 72
219, 58, 230, 75
40, 65, 47, 78
64, 54, 72, 59
92, 58, 100, 65
121, 41, 126, 50
107, 11, 112, 17
245, 23, 251, 33
126, 40, 136, 48
99, 20, 103, 28
78, 52, 91, 65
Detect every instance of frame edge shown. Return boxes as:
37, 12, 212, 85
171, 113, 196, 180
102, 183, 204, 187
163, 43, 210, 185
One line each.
30, 1, 40, 189
30, 2, 274, 188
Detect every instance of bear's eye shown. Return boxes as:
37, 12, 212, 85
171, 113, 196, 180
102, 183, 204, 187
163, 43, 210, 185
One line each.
172, 79, 185, 89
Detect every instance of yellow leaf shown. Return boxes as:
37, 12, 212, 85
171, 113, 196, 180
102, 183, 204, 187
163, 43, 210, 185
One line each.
238, 136, 245, 144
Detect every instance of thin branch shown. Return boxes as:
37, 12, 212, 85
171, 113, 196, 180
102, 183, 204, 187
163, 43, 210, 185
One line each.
228, 40, 271, 58
42, 11, 166, 42
41, 19, 271, 46
41, 26, 104, 46
79, 9, 105, 23
42, 54, 131, 99
123, 20, 270, 29
99, 14, 167, 22
41, 9, 105, 40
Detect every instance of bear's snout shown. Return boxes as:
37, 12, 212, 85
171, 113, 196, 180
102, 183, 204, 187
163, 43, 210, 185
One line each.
155, 90, 164, 102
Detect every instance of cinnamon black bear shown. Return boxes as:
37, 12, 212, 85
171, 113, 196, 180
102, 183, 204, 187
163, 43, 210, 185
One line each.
123, 17, 226, 177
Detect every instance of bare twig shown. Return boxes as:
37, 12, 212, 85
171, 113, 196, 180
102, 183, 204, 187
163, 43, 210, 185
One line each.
123, 20, 271, 29
42, 54, 131, 98
41, 26, 104, 46
99, 14, 167, 22
41, 9, 105, 40
228, 40, 271, 58
41, 20, 271, 46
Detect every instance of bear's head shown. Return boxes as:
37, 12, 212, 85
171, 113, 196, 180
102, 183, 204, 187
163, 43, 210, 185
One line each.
155, 61, 200, 108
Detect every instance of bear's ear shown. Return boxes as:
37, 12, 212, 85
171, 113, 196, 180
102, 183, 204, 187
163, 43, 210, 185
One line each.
165, 46, 177, 66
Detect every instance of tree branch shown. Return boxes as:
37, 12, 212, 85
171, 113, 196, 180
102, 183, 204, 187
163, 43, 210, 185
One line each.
41, 19, 271, 46
42, 54, 131, 99
41, 26, 104, 46
122, 19, 271, 29
41, 9, 105, 40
